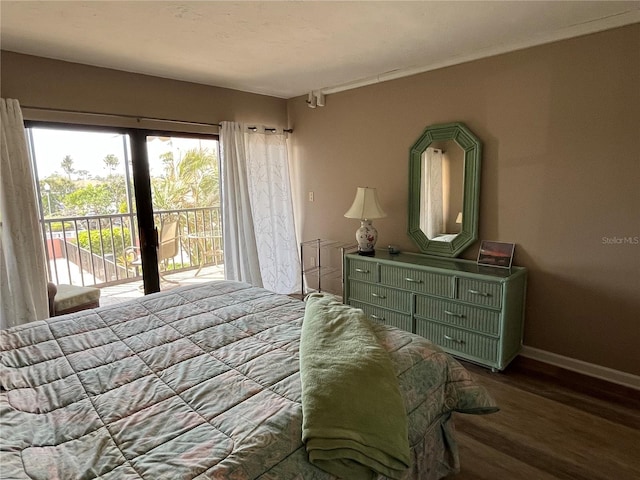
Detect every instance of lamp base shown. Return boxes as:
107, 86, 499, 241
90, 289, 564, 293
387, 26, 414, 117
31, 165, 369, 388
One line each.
355, 220, 378, 256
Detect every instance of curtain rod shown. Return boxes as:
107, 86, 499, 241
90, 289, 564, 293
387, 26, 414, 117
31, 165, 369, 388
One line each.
20, 105, 293, 133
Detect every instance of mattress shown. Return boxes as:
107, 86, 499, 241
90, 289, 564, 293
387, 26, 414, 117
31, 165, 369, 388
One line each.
0, 280, 496, 479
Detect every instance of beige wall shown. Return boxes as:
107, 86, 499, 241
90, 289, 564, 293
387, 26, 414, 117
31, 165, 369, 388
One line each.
288, 24, 640, 375
1, 26, 638, 376
1, 51, 288, 130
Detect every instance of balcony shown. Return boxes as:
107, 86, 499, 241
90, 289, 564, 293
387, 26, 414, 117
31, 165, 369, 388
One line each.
43, 206, 224, 306
99, 264, 224, 306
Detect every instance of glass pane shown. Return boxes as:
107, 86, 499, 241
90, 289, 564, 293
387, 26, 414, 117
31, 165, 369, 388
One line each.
28, 127, 139, 298
146, 135, 224, 289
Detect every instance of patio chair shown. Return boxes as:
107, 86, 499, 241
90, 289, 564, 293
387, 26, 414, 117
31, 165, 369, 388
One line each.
125, 220, 180, 284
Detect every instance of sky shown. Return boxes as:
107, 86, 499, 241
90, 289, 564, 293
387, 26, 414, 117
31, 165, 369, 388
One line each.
29, 127, 218, 180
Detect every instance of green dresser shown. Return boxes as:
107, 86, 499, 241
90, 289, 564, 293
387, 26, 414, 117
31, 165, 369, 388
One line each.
344, 251, 527, 371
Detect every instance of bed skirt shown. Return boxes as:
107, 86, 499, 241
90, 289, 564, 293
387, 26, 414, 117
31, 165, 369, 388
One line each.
400, 414, 458, 480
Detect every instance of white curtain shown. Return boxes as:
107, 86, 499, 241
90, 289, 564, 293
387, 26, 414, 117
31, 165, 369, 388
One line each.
421, 147, 444, 239
220, 122, 300, 294
1, 98, 49, 329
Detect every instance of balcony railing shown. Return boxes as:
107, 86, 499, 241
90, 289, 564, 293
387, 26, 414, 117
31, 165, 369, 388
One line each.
43, 206, 223, 288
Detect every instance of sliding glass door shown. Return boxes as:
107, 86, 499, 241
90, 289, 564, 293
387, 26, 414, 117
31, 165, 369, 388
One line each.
28, 126, 142, 291
26, 123, 221, 301
145, 134, 222, 289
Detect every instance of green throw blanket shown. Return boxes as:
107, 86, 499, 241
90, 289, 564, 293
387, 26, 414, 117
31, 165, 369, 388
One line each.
300, 294, 410, 480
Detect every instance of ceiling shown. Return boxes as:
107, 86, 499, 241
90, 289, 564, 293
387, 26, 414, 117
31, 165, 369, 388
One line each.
1, 1, 639, 99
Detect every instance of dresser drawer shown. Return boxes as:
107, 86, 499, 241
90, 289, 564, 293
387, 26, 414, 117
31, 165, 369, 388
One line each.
351, 301, 412, 333
347, 259, 377, 283
457, 278, 502, 308
380, 265, 452, 297
348, 282, 411, 313
416, 319, 498, 363
415, 296, 500, 336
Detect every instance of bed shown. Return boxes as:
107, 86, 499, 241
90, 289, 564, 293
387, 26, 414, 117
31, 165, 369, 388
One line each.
1, 280, 497, 480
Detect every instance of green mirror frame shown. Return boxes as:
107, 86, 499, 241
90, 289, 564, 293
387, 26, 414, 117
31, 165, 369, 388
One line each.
408, 122, 482, 257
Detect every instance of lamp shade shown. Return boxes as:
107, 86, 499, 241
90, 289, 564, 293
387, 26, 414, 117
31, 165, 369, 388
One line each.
344, 187, 387, 220
456, 212, 463, 224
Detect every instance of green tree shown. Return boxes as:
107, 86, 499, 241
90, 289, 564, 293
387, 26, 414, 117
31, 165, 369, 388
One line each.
76, 169, 91, 179
64, 184, 115, 215
105, 174, 128, 211
62, 174, 129, 216
42, 174, 76, 196
39, 175, 76, 217
61, 155, 75, 180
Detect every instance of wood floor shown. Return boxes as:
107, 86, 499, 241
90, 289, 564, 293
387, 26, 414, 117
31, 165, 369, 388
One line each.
446, 357, 640, 480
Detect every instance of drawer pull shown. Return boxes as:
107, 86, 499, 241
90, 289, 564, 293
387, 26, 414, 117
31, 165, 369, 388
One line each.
444, 334, 465, 344
370, 314, 385, 321
355, 268, 370, 274
371, 293, 386, 299
444, 310, 465, 319
404, 277, 423, 284
468, 289, 491, 297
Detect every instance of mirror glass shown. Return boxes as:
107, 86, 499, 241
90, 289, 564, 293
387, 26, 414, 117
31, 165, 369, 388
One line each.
419, 140, 465, 242
409, 122, 481, 257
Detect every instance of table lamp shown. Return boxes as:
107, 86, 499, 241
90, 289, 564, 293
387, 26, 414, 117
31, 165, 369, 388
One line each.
344, 187, 387, 256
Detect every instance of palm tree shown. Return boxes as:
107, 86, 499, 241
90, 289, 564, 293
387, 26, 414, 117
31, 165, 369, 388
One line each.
178, 147, 220, 208
61, 155, 75, 180
103, 154, 120, 175
151, 148, 219, 210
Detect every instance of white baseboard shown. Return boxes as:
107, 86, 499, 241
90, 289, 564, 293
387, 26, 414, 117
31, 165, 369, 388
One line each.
520, 346, 640, 391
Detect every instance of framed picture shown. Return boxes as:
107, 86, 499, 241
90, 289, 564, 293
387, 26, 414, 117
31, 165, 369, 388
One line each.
477, 241, 515, 269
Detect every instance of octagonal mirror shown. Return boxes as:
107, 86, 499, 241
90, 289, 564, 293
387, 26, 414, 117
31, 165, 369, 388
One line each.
408, 122, 482, 257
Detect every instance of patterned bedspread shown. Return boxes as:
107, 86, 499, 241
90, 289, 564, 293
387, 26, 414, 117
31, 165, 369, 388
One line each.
0, 281, 496, 480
